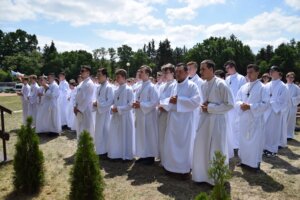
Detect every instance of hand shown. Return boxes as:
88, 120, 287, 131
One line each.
169, 96, 177, 104
17, 92, 22, 96
37, 93, 43, 97
93, 101, 97, 107
158, 105, 166, 112
73, 107, 81, 115
240, 103, 250, 111
111, 107, 118, 113
132, 101, 140, 109
201, 103, 208, 113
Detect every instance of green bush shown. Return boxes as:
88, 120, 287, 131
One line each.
195, 151, 231, 200
13, 117, 45, 194
69, 131, 104, 200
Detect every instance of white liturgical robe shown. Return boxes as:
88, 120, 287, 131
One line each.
36, 82, 61, 134
225, 73, 246, 157
21, 83, 30, 124
264, 79, 289, 153
28, 82, 40, 127
162, 78, 200, 173
134, 80, 159, 158
157, 79, 176, 165
94, 81, 114, 155
58, 79, 70, 126
235, 80, 268, 168
75, 77, 95, 139
192, 76, 234, 185
286, 83, 300, 139
107, 83, 135, 160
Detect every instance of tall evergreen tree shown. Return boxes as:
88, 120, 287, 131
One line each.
13, 117, 45, 194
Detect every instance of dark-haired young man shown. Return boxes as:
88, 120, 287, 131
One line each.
93, 68, 114, 156
58, 71, 70, 129
74, 65, 95, 139
107, 69, 135, 160
192, 59, 233, 185
133, 65, 159, 165
235, 64, 268, 169
162, 63, 200, 175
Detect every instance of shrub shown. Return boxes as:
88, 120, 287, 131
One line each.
69, 131, 104, 200
13, 117, 45, 194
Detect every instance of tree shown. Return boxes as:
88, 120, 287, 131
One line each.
156, 39, 173, 72
117, 45, 133, 70
195, 151, 231, 200
69, 131, 104, 200
108, 47, 117, 77
13, 117, 45, 194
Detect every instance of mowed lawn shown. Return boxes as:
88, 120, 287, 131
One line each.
0, 95, 300, 200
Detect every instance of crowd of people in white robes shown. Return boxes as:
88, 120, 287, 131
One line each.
17, 59, 300, 185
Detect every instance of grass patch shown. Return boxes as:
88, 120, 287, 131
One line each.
0, 102, 300, 200
0, 95, 22, 111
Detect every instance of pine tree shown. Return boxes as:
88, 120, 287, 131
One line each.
13, 117, 45, 194
69, 131, 104, 200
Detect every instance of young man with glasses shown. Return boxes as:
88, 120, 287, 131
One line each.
74, 65, 95, 139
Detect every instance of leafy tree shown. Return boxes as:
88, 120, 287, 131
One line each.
13, 117, 45, 194
117, 45, 133, 69
69, 131, 104, 200
156, 39, 173, 72
108, 47, 117, 77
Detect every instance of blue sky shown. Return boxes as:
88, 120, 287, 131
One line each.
0, 0, 300, 53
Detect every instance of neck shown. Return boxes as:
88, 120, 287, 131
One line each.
249, 79, 257, 82
206, 75, 214, 81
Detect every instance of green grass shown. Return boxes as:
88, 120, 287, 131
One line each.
0, 96, 300, 200
0, 95, 22, 111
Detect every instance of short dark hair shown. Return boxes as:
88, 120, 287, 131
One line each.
214, 69, 225, 79
23, 77, 29, 81
247, 64, 259, 72
59, 71, 65, 76
201, 59, 215, 71
48, 73, 55, 77
176, 63, 188, 71
115, 69, 127, 78
98, 68, 109, 77
224, 60, 236, 68
162, 63, 175, 74
140, 65, 152, 76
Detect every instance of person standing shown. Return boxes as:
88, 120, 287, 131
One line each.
74, 65, 95, 139
162, 63, 200, 175
108, 69, 135, 160
224, 60, 247, 158
235, 64, 268, 169
286, 72, 300, 139
58, 72, 70, 129
263, 66, 289, 157
93, 68, 114, 156
17, 77, 30, 124
133, 65, 159, 165
157, 64, 176, 166
192, 59, 234, 185
28, 75, 40, 127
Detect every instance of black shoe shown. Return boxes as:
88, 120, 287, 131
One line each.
135, 157, 146, 163
142, 157, 155, 165
234, 148, 239, 157
99, 153, 108, 160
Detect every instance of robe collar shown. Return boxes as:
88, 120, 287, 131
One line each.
142, 80, 151, 86
178, 77, 188, 85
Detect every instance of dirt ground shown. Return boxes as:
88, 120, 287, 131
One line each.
0, 96, 299, 200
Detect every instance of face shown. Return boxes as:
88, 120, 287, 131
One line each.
246, 68, 259, 82
116, 74, 125, 84
59, 74, 65, 81
225, 65, 235, 75
139, 68, 148, 81
175, 66, 188, 82
200, 63, 213, 80
286, 75, 295, 83
187, 64, 197, 76
80, 68, 89, 79
270, 70, 280, 80
47, 76, 54, 83
97, 71, 106, 83
163, 69, 174, 81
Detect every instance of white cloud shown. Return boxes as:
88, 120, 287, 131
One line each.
285, 0, 300, 10
166, 0, 225, 20
37, 36, 92, 52
0, 0, 166, 30
96, 9, 300, 53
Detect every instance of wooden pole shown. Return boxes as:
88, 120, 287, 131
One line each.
1, 110, 7, 161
